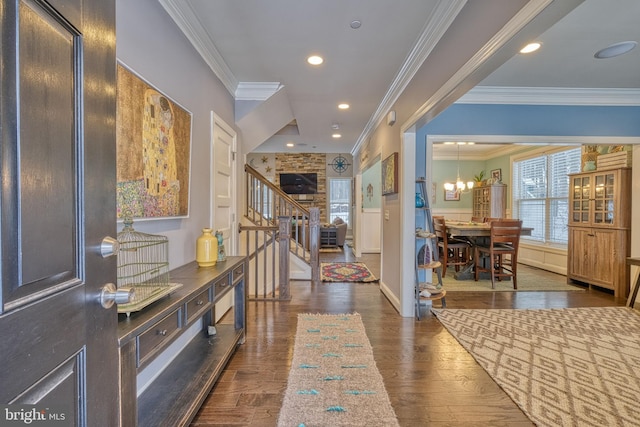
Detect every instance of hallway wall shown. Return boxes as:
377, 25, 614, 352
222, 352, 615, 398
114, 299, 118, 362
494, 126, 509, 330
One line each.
115, 0, 239, 269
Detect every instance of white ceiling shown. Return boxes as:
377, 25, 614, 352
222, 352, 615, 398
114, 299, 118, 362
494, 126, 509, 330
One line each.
479, 0, 640, 89
160, 0, 640, 156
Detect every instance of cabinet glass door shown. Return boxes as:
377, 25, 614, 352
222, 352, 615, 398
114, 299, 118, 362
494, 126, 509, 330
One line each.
571, 176, 590, 223
593, 172, 615, 225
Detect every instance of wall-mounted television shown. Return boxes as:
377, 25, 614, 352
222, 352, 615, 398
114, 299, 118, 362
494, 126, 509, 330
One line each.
279, 173, 318, 194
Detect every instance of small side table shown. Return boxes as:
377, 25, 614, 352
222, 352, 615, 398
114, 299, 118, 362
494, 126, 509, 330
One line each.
319, 227, 338, 248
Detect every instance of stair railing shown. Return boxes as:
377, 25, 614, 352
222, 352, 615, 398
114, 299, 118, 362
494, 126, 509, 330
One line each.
239, 217, 291, 300
242, 164, 320, 301
245, 164, 316, 264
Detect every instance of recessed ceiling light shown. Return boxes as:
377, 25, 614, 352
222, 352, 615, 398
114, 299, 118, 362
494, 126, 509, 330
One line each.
520, 42, 541, 54
332, 134, 342, 139
350, 20, 361, 29
338, 103, 350, 110
307, 55, 323, 65
286, 142, 294, 147
331, 123, 340, 130
594, 41, 637, 59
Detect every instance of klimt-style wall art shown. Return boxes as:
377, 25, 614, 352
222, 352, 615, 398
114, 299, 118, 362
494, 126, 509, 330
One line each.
116, 63, 192, 219
381, 152, 398, 195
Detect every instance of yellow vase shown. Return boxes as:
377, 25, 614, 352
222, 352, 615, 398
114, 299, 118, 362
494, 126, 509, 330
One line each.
196, 228, 218, 267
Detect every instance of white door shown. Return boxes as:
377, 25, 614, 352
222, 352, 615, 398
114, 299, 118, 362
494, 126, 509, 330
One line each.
354, 174, 362, 257
211, 113, 237, 320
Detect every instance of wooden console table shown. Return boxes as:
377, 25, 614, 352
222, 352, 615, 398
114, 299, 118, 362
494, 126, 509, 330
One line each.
118, 256, 247, 427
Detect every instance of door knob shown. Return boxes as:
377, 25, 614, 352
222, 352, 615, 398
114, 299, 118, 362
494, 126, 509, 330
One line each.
100, 283, 134, 309
100, 236, 120, 258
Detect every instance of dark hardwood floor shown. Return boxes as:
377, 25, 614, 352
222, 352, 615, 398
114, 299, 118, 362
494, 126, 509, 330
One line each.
191, 244, 626, 426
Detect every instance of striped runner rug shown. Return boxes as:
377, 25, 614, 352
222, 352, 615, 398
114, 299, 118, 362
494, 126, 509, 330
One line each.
277, 313, 399, 427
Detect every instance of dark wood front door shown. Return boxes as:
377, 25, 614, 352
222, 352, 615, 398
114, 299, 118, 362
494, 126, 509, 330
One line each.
0, 0, 117, 425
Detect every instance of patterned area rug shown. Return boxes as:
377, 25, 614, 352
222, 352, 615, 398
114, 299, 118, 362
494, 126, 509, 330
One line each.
277, 314, 399, 427
436, 264, 584, 292
433, 307, 640, 427
321, 262, 378, 282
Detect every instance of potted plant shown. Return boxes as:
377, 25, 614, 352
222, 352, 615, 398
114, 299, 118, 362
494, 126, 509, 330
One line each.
473, 170, 485, 187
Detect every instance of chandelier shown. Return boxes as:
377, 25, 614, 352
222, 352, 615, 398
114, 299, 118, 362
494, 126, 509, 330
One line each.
443, 143, 474, 193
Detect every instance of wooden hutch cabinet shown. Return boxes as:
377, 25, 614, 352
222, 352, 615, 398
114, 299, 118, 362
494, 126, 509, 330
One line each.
567, 167, 631, 297
472, 184, 507, 219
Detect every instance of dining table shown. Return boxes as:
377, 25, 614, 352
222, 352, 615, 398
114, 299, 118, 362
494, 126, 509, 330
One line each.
444, 220, 533, 280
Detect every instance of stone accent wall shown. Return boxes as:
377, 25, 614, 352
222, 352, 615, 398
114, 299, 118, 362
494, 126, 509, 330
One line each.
276, 153, 327, 222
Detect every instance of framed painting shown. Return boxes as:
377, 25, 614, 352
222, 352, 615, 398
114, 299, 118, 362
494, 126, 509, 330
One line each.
116, 63, 192, 220
491, 168, 502, 183
444, 189, 460, 201
381, 152, 398, 195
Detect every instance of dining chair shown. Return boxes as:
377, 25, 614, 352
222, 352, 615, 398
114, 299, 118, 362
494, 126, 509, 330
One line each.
474, 219, 523, 289
483, 217, 502, 223
433, 216, 471, 277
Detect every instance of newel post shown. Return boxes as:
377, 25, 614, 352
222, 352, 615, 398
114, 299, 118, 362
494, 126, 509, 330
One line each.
309, 208, 320, 285
278, 216, 291, 300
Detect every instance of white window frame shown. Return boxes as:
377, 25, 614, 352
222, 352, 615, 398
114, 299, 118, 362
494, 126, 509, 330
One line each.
327, 178, 352, 226
511, 146, 581, 247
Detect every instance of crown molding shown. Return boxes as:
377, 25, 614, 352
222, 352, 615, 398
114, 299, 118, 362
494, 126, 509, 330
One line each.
159, 0, 238, 95
401, 0, 555, 135
235, 82, 283, 101
428, 134, 640, 160
427, 134, 640, 154
351, 0, 466, 155
456, 86, 640, 106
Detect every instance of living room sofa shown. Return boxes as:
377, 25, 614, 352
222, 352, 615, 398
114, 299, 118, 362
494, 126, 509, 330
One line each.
328, 217, 347, 247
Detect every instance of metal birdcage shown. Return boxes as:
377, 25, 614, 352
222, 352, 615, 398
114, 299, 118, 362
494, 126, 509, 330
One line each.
116, 219, 181, 315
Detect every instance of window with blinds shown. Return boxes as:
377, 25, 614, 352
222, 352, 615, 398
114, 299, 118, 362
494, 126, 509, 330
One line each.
512, 147, 581, 244
328, 178, 351, 225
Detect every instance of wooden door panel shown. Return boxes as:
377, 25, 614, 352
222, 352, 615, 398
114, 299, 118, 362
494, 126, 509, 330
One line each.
19, 1, 77, 284
592, 229, 614, 286
11, 353, 83, 425
568, 228, 589, 278
0, 288, 84, 403
1, 0, 118, 424
4, 0, 81, 309
45, 0, 82, 28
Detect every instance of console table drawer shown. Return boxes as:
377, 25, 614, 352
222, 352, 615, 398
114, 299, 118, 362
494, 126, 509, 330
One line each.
214, 274, 230, 292
186, 287, 211, 324
233, 263, 244, 282
137, 309, 181, 366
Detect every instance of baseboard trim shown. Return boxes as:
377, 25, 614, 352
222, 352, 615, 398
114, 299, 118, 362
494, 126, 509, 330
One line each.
379, 280, 401, 314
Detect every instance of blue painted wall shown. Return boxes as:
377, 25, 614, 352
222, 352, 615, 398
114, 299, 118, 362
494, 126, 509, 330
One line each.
422, 104, 640, 137
416, 103, 640, 207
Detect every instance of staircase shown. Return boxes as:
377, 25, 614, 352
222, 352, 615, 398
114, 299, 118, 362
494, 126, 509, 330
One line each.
240, 164, 320, 300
